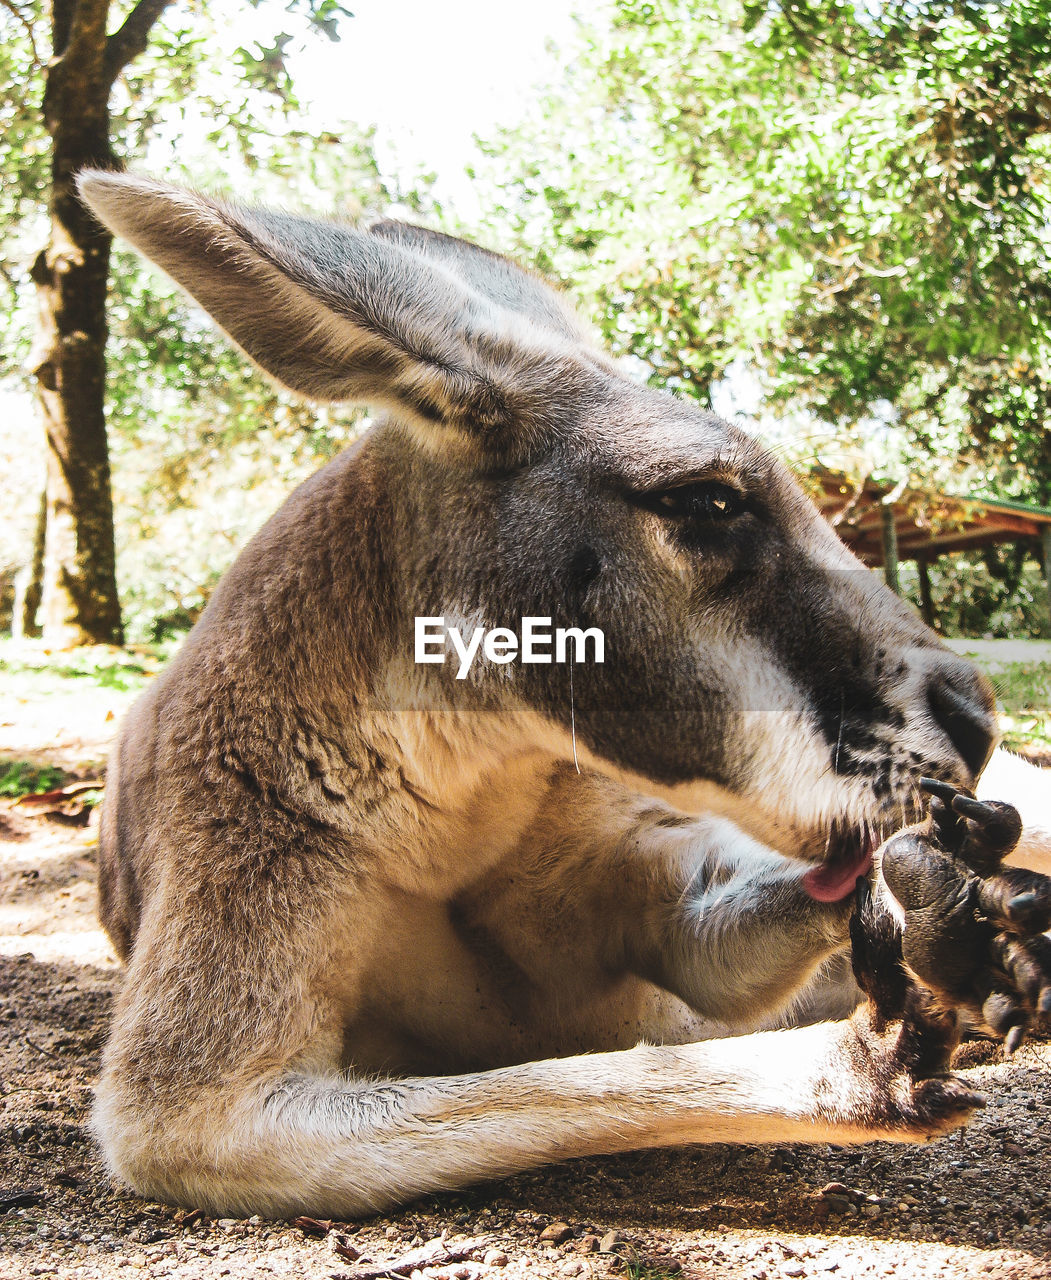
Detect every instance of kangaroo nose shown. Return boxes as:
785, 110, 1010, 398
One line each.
926, 661, 998, 780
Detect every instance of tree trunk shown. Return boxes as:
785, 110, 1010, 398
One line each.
18, 489, 47, 638
916, 555, 936, 632
880, 503, 900, 595
30, 0, 123, 645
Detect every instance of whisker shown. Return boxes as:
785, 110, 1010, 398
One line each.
569, 661, 580, 775
833, 688, 845, 778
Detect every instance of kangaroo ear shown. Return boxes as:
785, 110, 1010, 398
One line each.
77, 170, 579, 430
368, 221, 588, 344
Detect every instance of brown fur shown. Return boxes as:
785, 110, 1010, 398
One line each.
77, 170, 1030, 1218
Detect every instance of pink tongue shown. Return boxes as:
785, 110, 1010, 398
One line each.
803, 847, 873, 902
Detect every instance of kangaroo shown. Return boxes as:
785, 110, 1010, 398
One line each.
78, 171, 1051, 1220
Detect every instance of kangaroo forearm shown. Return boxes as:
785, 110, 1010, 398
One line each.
99, 1020, 974, 1220
637, 862, 853, 1023
516, 782, 853, 1026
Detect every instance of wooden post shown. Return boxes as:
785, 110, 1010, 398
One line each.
1043, 525, 1051, 631
917, 556, 936, 630
881, 503, 900, 594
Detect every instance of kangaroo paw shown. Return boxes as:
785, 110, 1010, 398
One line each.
877, 782, 1051, 1052
820, 1003, 982, 1141
849, 875, 908, 1029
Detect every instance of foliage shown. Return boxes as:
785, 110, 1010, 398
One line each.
621, 1261, 687, 1280
1, 0, 387, 382
0, 0, 48, 375
745, 0, 1051, 504
0, 0, 397, 639
900, 551, 1051, 640
475, 0, 1051, 509
0, 760, 68, 798
989, 658, 1051, 756
0, 642, 160, 693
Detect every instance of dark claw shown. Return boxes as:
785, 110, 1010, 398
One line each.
928, 795, 951, 823
919, 780, 969, 853
1004, 1024, 1026, 1055
950, 794, 998, 823
920, 777, 964, 804
976, 871, 1051, 935
928, 796, 963, 846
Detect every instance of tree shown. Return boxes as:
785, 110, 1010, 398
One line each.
475, 0, 1051, 506
7, 0, 355, 644
740, 0, 1051, 505
29, 0, 173, 644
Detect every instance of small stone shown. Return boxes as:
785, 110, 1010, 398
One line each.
332, 1237, 361, 1262
599, 1230, 624, 1253
563, 1263, 586, 1277
539, 1222, 574, 1244
483, 1249, 509, 1267
860, 1204, 880, 1219
782, 1267, 805, 1278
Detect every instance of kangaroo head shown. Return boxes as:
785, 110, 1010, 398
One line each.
79, 172, 996, 862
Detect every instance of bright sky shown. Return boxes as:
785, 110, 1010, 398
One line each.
282, 0, 606, 210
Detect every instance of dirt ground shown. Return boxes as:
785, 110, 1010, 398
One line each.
1, 655, 1050, 1280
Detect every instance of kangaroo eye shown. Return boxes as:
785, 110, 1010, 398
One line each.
647, 482, 744, 522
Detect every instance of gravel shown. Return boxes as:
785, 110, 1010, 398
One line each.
2, 802, 1050, 1280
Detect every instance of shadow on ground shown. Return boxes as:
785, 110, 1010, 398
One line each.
1, 941, 1049, 1280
